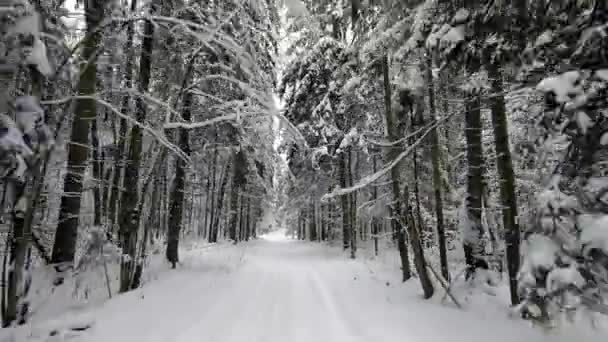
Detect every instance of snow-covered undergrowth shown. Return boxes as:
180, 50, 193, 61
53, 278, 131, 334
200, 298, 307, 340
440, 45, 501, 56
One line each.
3, 239, 607, 342
0, 240, 237, 341
354, 239, 608, 340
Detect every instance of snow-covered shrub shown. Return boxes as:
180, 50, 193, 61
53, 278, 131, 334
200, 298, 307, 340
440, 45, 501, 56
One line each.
518, 5, 608, 323
72, 227, 121, 299
0, 0, 54, 326
0, 0, 52, 76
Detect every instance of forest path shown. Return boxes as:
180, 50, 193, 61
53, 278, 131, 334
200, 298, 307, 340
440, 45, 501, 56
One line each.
74, 238, 566, 342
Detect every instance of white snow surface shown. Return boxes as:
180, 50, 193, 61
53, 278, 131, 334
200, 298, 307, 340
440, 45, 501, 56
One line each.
537, 71, 582, 103
579, 214, 608, 255
3, 240, 605, 342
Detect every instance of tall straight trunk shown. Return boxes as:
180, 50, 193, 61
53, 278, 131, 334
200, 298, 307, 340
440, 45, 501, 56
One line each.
207, 156, 219, 242
463, 80, 487, 279
319, 203, 325, 241
118, 2, 157, 292
412, 131, 423, 239
238, 194, 245, 241
202, 149, 214, 237
382, 55, 411, 282
348, 148, 356, 259
327, 203, 334, 240
401, 93, 434, 298
52, 0, 103, 269
149, 173, 161, 243
108, 0, 137, 232
211, 164, 229, 243
439, 77, 453, 195
372, 154, 379, 256
318, 202, 322, 242
155, 167, 165, 240
301, 213, 305, 240
251, 206, 257, 239
488, 62, 520, 305
228, 149, 246, 243
166, 90, 192, 268
241, 195, 247, 240
228, 177, 239, 243
426, 53, 449, 281
245, 197, 251, 241
91, 115, 103, 226
297, 213, 303, 240
322, 204, 328, 241
188, 184, 195, 234
339, 152, 350, 250
319, 203, 323, 241
309, 200, 317, 241
102, 167, 112, 224
404, 183, 435, 298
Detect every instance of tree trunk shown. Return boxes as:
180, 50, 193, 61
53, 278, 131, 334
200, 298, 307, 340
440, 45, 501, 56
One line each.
108, 0, 137, 232
488, 61, 520, 305
251, 206, 257, 239
91, 115, 103, 226
245, 197, 251, 241
207, 152, 219, 241
118, 1, 157, 292
426, 52, 449, 281
211, 164, 229, 243
52, 0, 103, 270
463, 83, 488, 280
202, 149, 215, 237
166, 89, 192, 268
228, 149, 246, 243
238, 194, 245, 241
309, 200, 317, 241
348, 148, 356, 259
382, 55, 411, 282
402, 96, 434, 298
404, 185, 435, 298
339, 152, 350, 250
372, 154, 379, 257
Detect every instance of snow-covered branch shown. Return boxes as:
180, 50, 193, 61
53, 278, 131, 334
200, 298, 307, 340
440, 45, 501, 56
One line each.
42, 95, 189, 162
322, 111, 458, 201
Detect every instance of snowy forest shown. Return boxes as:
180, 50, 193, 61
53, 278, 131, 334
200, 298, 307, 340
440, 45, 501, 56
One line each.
0, 0, 607, 340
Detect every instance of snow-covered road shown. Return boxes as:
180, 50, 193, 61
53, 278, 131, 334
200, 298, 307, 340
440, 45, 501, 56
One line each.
57, 239, 584, 342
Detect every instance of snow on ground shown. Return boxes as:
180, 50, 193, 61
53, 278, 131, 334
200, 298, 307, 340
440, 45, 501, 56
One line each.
260, 227, 291, 241
3, 239, 607, 342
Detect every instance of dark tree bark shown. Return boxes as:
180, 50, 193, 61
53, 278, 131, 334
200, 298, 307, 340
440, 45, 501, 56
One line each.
166, 89, 192, 268
108, 0, 137, 232
91, 115, 103, 226
245, 197, 251, 241
210, 164, 230, 243
348, 148, 356, 259
488, 61, 520, 304
309, 200, 317, 241
426, 53, 449, 281
320, 203, 326, 241
52, 0, 103, 269
339, 152, 350, 250
118, 1, 157, 291
463, 84, 488, 279
228, 149, 247, 243
238, 194, 245, 241
372, 154, 379, 256
202, 150, 214, 237
207, 147, 219, 241
382, 55, 411, 282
